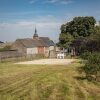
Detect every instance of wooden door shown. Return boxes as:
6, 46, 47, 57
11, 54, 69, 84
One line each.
38, 47, 44, 54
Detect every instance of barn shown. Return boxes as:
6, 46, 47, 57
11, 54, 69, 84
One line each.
12, 29, 56, 58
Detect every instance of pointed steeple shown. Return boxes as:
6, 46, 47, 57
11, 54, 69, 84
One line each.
33, 26, 39, 39
35, 26, 37, 34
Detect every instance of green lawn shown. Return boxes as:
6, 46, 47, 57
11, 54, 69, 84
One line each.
0, 60, 100, 100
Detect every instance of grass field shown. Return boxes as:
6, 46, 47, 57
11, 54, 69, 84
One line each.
0, 60, 100, 100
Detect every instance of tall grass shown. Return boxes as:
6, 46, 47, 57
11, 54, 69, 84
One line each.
0, 60, 100, 100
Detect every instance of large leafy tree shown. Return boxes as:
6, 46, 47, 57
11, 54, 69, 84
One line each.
58, 16, 96, 48
90, 26, 100, 41
85, 26, 100, 52
81, 26, 100, 82
58, 32, 74, 48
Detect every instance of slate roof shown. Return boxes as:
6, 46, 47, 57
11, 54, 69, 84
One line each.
40, 37, 55, 46
15, 37, 55, 48
0, 41, 4, 43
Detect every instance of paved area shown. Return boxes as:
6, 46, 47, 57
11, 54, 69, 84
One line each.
16, 59, 75, 65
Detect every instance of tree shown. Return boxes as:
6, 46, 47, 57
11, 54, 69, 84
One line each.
90, 26, 100, 41
81, 52, 100, 82
58, 32, 74, 48
83, 26, 100, 52
58, 16, 96, 49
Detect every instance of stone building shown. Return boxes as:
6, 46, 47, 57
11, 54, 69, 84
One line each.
12, 28, 56, 58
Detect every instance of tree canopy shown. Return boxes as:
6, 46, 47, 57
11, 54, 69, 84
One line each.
86, 26, 100, 52
58, 16, 100, 82
58, 16, 96, 48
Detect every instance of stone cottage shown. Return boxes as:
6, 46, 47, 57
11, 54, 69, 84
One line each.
0, 41, 4, 48
12, 28, 56, 58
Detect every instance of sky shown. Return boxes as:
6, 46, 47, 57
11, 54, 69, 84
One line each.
0, 0, 100, 42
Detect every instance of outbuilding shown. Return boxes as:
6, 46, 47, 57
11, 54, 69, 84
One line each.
12, 28, 56, 58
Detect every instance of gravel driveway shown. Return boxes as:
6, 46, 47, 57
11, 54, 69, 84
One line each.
16, 59, 75, 65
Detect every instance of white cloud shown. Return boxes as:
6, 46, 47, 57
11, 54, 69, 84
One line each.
60, 0, 73, 4
45, 0, 73, 4
46, 0, 58, 3
0, 14, 74, 42
29, 0, 37, 4
0, 15, 63, 42
29, 0, 73, 5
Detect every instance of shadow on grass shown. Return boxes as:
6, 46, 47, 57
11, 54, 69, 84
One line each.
74, 76, 86, 80
74, 76, 100, 86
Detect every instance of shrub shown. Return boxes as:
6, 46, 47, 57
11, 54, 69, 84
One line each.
0, 45, 11, 52
82, 52, 100, 82
80, 51, 92, 60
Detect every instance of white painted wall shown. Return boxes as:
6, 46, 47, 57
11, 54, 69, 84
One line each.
49, 46, 54, 51
44, 47, 49, 57
45, 47, 49, 52
56, 47, 60, 52
27, 48, 38, 55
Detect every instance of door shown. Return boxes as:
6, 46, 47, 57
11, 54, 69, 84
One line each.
38, 47, 44, 54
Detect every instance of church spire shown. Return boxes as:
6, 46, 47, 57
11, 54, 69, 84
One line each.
35, 26, 37, 34
33, 26, 38, 39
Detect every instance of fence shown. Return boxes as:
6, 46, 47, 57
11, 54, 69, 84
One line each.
0, 50, 24, 62
0, 50, 46, 62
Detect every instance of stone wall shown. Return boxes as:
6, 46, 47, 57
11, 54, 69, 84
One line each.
0, 50, 23, 59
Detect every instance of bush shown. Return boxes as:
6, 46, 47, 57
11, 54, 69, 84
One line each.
80, 51, 92, 60
82, 52, 100, 82
0, 45, 11, 52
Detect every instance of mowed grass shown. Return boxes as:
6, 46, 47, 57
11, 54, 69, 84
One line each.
0, 60, 100, 100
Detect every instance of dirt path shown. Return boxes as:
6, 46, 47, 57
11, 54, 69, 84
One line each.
16, 59, 75, 65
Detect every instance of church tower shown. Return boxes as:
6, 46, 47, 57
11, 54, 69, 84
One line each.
33, 26, 39, 39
